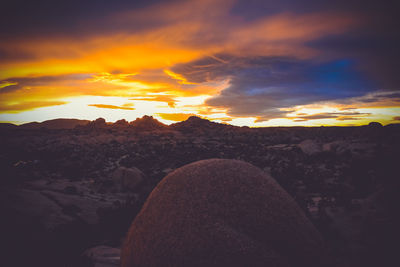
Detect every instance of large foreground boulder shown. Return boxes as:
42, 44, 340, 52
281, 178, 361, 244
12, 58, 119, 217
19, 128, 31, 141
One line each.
121, 159, 330, 267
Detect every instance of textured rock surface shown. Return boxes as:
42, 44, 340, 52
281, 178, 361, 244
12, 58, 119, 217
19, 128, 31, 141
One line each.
0, 178, 133, 267
112, 167, 145, 191
298, 139, 322, 156
122, 159, 330, 267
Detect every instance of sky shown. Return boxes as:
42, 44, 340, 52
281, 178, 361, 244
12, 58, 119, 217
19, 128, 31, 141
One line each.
0, 0, 399, 126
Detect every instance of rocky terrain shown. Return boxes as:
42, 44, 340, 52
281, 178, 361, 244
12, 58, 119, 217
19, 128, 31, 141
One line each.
0, 116, 399, 267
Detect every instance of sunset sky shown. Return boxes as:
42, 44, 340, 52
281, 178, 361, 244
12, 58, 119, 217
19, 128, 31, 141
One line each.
1, 0, 399, 126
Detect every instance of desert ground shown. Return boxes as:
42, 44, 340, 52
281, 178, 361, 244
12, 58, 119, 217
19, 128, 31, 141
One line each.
1, 116, 399, 267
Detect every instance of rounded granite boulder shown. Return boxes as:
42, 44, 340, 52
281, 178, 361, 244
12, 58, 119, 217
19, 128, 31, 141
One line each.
121, 159, 330, 267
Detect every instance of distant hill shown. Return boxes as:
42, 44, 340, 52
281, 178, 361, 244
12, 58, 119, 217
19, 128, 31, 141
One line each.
129, 115, 167, 131
2, 116, 394, 132
0, 123, 18, 129
20, 118, 90, 129
170, 116, 235, 133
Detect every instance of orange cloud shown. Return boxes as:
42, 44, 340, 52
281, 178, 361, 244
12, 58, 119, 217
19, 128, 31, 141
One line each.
156, 113, 197, 122
88, 104, 135, 110
130, 95, 177, 108
164, 70, 197, 85
0, 81, 17, 89
0, 101, 67, 113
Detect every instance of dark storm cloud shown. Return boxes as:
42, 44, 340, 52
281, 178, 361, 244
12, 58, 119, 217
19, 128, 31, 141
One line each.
231, 0, 400, 90
0, 0, 167, 38
233, 0, 399, 18
359, 92, 400, 103
333, 91, 400, 106
308, 29, 400, 91
291, 111, 371, 122
173, 55, 374, 120
0, 48, 38, 62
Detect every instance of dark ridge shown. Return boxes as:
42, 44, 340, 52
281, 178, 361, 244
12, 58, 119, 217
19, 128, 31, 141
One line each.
170, 115, 235, 133
113, 119, 129, 128
0, 123, 18, 129
129, 115, 167, 131
82, 117, 108, 130
384, 123, 400, 129
19, 118, 90, 129
368, 121, 383, 128
19, 121, 41, 129
4, 116, 395, 133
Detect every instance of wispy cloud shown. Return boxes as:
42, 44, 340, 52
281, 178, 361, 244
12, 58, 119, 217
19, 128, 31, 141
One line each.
0, 101, 67, 113
289, 111, 370, 122
88, 104, 135, 110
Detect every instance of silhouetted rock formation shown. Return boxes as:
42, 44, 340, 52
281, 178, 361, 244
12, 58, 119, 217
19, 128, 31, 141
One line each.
368, 121, 383, 128
129, 115, 167, 131
113, 119, 129, 129
20, 118, 90, 129
171, 116, 234, 134
122, 159, 330, 267
0, 123, 18, 129
87, 117, 108, 129
18, 121, 41, 129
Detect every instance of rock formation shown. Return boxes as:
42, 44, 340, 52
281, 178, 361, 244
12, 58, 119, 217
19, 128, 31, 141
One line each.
20, 118, 90, 129
129, 115, 167, 131
121, 159, 330, 267
112, 167, 145, 191
298, 139, 322, 156
170, 116, 233, 134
